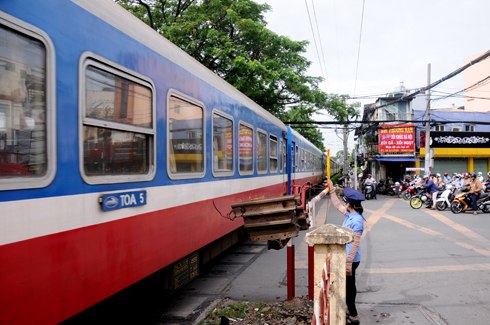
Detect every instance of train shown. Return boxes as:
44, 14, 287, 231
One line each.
0, 1, 326, 324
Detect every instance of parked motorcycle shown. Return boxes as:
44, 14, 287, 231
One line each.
450, 192, 490, 214
386, 183, 398, 196
376, 179, 386, 194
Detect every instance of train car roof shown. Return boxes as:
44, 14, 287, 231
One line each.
72, 0, 285, 130
289, 127, 323, 155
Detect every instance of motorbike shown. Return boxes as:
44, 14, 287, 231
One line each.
364, 182, 375, 200
435, 184, 457, 211
409, 188, 433, 209
376, 179, 386, 194
386, 182, 399, 196
402, 183, 418, 200
450, 191, 490, 214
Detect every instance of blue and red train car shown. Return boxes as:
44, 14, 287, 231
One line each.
0, 1, 325, 324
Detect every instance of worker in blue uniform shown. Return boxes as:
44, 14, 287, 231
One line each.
326, 179, 365, 324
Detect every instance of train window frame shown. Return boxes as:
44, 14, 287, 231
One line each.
238, 121, 254, 176
0, 13, 56, 191
280, 138, 286, 173
256, 128, 268, 174
269, 135, 278, 173
212, 109, 234, 177
79, 53, 156, 184
167, 91, 206, 180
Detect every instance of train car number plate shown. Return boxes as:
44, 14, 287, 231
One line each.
100, 190, 147, 212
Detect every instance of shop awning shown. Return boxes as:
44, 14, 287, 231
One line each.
375, 157, 416, 162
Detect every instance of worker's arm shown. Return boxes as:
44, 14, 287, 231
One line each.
346, 232, 361, 276
326, 179, 347, 215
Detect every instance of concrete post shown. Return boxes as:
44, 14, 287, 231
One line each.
305, 224, 353, 325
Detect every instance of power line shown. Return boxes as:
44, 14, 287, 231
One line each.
304, 0, 327, 91
286, 119, 490, 126
431, 74, 490, 101
353, 0, 366, 96
364, 50, 490, 112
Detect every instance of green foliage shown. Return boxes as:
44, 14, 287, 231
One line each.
115, 0, 359, 147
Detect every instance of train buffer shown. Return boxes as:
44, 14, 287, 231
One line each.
231, 194, 308, 250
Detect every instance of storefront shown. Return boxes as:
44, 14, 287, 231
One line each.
418, 131, 490, 174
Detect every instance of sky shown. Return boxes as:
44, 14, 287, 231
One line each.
259, 0, 490, 154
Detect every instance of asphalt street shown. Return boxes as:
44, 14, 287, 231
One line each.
342, 194, 490, 324
164, 194, 490, 324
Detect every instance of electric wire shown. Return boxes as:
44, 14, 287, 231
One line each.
310, 0, 329, 90
353, 0, 366, 96
304, 0, 327, 91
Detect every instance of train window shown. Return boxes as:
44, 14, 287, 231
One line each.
81, 57, 155, 183
212, 111, 234, 176
0, 19, 55, 190
256, 129, 267, 173
269, 135, 278, 173
238, 123, 253, 175
301, 149, 305, 171
168, 95, 205, 178
280, 139, 285, 173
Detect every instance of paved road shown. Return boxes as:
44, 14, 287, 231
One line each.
350, 195, 490, 324
163, 194, 490, 324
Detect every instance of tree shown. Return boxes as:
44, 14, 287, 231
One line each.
115, 0, 356, 146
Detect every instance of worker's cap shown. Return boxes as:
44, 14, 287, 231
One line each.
342, 187, 365, 204
423, 174, 429, 179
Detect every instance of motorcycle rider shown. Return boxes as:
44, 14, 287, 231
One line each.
443, 172, 451, 184
364, 174, 377, 199
422, 174, 438, 209
477, 171, 484, 182
469, 173, 483, 215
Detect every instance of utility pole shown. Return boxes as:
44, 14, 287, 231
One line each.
353, 144, 358, 190
343, 124, 349, 186
424, 63, 431, 175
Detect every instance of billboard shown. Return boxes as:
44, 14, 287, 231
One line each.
430, 131, 490, 148
378, 124, 415, 154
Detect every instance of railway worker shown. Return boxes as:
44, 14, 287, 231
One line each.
326, 179, 365, 324
469, 173, 483, 215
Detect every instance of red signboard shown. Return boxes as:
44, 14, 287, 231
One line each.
378, 124, 415, 153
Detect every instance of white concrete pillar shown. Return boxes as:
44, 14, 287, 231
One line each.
305, 224, 353, 325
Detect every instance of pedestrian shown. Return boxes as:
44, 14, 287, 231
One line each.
326, 179, 365, 324
469, 173, 483, 215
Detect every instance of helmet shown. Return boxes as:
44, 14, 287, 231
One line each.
478, 172, 482, 176
436, 173, 441, 177
423, 174, 429, 179
470, 173, 477, 178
